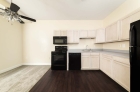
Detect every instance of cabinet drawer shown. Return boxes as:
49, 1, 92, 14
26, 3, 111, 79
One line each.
101, 54, 112, 59
82, 53, 90, 56
90, 53, 99, 56
113, 56, 130, 65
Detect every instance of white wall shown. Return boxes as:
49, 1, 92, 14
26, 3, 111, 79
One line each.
103, 0, 140, 50
0, 0, 23, 73
23, 20, 103, 64
103, 41, 129, 50
104, 0, 140, 27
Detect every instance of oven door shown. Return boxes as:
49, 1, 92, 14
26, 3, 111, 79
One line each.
53, 36, 67, 44
51, 52, 67, 70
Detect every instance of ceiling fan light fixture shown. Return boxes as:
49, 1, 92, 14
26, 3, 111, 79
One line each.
0, 1, 36, 24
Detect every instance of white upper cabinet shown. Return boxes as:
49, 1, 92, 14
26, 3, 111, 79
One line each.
87, 30, 96, 38
80, 30, 88, 38
54, 30, 67, 36
54, 30, 61, 36
105, 26, 112, 42
67, 30, 74, 43
120, 10, 140, 41
95, 28, 105, 43
67, 30, 79, 43
61, 30, 67, 36
73, 30, 79, 43
120, 16, 131, 40
106, 21, 120, 42
80, 30, 96, 38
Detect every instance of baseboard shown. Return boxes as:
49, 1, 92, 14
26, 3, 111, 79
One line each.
0, 64, 22, 74
23, 63, 51, 65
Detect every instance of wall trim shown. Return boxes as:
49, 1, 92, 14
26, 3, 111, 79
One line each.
23, 63, 51, 65
0, 64, 22, 74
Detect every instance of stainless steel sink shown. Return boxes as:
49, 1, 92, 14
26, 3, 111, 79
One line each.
82, 45, 91, 52
90, 50, 94, 52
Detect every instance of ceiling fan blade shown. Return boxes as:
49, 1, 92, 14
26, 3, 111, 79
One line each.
20, 15, 36, 22
17, 18, 24, 24
0, 12, 3, 15
0, 8, 5, 13
10, 3, 20, 12
0, 4, 5, 9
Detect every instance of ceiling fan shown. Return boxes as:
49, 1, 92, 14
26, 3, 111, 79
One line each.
0, 1, 36, 24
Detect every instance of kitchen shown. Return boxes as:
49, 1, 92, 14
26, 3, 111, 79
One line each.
0, 0, 140, 92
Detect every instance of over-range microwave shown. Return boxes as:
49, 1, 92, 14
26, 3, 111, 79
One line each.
53, 36, 67, 44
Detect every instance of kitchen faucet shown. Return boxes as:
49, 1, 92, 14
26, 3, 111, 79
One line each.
86, 45, 91, 51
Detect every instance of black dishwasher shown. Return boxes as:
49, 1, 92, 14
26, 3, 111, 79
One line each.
69, 53, 81, 70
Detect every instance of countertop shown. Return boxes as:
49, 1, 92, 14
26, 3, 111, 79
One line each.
67, 49, 129, 59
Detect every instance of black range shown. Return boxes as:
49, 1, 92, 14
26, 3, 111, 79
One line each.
51, 46, 67, 70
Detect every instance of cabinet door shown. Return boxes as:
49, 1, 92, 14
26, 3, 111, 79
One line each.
95, 29, 105, 43
120, 16, 131, 40
80, 30, 88, 38
54, 30, 60, 36
90, 56, 99, 69
67, 30, 73, 43
88, 30, 96, 38
106, 22, 119, 42
61, 30, 67, 36
112, 61, 130, 91
81, 56, 90, 70
112, 22, 119, 41
120, 10, 140, 41
105, 26, 112, 42
100, 57, 112, 77
100, 56, 104, 71
104, 58, 112, 77
73, 30, 79, 43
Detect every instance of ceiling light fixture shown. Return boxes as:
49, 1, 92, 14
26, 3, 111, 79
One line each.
0, 0, 36, 25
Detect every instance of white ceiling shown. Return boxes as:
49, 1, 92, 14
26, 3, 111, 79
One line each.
6, 0, 126, 20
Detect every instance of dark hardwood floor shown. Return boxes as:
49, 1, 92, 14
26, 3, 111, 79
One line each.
30, 69, 128, 92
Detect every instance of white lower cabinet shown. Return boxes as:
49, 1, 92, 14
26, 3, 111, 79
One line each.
81, 53, 99, 70
81, 55, 90, 69
100, 54, 113, 78
100, 53, 130, 92
90, 56, 99, 69
112, 56, 130, 91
